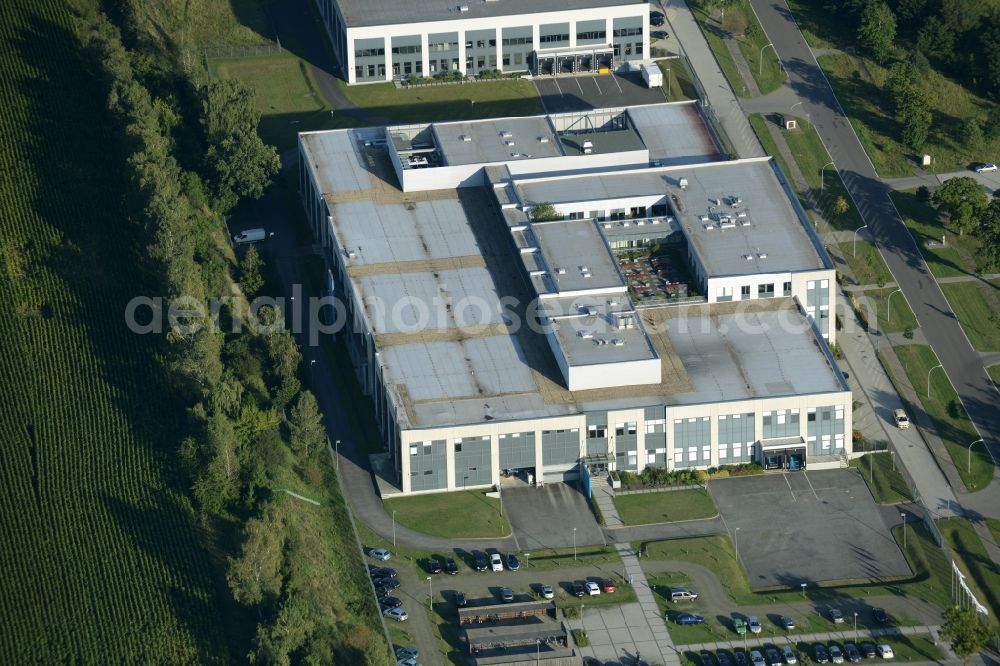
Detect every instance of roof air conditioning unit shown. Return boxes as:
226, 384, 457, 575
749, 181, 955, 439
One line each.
460, 135, 472, 142
538, 137, 549, 143
505, 140, 515, 146
459, 4, 469, 11
557, 267, 567, 275
679, 178, 689, 189
612, 339, 625, 347
586, 306, 597, 316
500, 130, 512, 138
579, 331, 594, 339
757, 252, 768, 259
584, 148, 593, 154
743, 254, 753, 261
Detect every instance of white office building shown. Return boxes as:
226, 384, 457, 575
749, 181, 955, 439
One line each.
312, 0, 651, 83
298, 102, 852, 495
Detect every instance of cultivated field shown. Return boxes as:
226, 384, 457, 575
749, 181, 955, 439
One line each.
0, 3, 235, 661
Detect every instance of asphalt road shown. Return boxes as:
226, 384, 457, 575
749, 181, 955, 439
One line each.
747, 0, 1000, 462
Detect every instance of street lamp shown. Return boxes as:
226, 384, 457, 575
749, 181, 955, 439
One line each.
852, 224, 868, 257
820, 161, 835, 191
900, 511, 907, 550
968, 439, 985, 474
927, 363, 944, 398
537, 638, 541, 663
853, 611, 858, 637
335, 439, 340, 470
573, 527, 578, 561
427, 576, 433, 610
392, 510, 397, 548
759, 42, 776, 77
525, 552, 531, 569
791, 101, 803, 117
800, 582, 807, 599
887, 288, 902, 324
734, 527, 741, 562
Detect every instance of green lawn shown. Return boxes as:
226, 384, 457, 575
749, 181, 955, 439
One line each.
940, 282, 1000, 351
658, 59, 698, 102
638, 521, 951, 609
988, 519, 1000, 555
613, 488, 717, 525
817, 53, 1000, 178
890, 190, 984, 278
849, 454, 914, 504
518, 545, 623, 573
383, 490, 510, 539
891, 345, 992, 491
556, 584, 638, 611
989, 364, 1000, 390
340, 79, 543, 125
840, 241, 893, 288
937, 518, 1000, 623
859, 288, 918, 335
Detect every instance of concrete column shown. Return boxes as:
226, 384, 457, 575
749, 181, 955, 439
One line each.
445, 437, 457, 491
710, 413, 720, 467
490, 434, 501, 487
534, 429, 544, 479
420, 34, 430, 80
401, 438, 412, 493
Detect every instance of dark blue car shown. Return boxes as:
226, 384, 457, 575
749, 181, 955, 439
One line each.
675, 613, 705, 625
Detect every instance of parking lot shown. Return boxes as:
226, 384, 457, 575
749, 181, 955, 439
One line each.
708, 471, 911, 587
503, 483, 605, 550
535, 71, 668, 114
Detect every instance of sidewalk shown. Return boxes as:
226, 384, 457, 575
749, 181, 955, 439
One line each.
677, 624, 942, 651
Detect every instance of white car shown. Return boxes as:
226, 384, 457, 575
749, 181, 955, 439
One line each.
369, 548, 392, 561
747, 615, 762, 634
876, 645, 894, 659
585, 581, 601, 596
384, 607, 408, 621
490, 553, 504, 572
974, 162, 998, 173
541, 584, 554, 600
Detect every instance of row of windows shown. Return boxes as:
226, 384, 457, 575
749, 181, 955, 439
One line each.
392, 45, 421, 55
613, 27, 643, 37
429, 41, 459, 52
539, 33, 569, 44
355, 47, 384, 58
577, 30, 606, 41
467, 39, 497, 48
502, 36, 532, 46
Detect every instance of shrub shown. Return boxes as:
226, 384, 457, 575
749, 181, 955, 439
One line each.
572, 629, 590, 647
903, 325, 914, 339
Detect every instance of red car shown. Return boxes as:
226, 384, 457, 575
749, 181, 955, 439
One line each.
602, 579, 617, 593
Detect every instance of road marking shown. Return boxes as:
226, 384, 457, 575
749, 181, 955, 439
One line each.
575, 77, 585, 97
803, 471, 820, 500
591, 76, 603, 95
612, 73, 623, 93
783, 472, 797, 501
553, 77, 564, 97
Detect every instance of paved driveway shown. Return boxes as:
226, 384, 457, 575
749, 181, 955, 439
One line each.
709, 471, 911, 587
503, 483, 605, 550
535, 72, 667, 114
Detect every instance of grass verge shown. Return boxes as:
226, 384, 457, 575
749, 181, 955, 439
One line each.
858, 288, 918, 335
940, 282, 1000, 352
849, 454, 914, 504
658, 58, 698, 102
892, 345, 992, 491
383, 490, 510, 540
839, 241, 893, 288
339, 79, 543, 124
890, 190, 984, 278
937, 518, 1000, 623
613, 488, 717, 525
989, 364, 1000, 390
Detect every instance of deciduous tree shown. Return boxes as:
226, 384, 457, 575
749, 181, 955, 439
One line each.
288, 391, 325, 458
940, 605, 994, 663
932, 176, 988, 235
858, 0, 896, 62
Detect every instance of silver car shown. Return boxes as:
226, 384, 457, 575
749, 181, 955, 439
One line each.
540, 584, 554, 599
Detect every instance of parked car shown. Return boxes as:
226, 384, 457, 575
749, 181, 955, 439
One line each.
375, 582, 400, 596
506, 553, 520, 571
384, 607, 408, 621
585, 581, 601, 596
675, 613, 705, 625
397, 659, 420, 666
717, 650, 733, 666
862, 644, 877, 659
541, 584, 554, 599
974, 162, 998, 173
876, 645, 894, 659
427, 558, 442, 574
750, 650, 766, 666
782, 646, 797, 665
829, 607, 844, 623
473, 551, 488, 571
873, 608, 889, 624
369, 548, 392, 561
650, 11, 665, 26
395, 647, 419, 660
444, 557, 459, 575
747, 616, 762, 634
602, 579, 616, 593
733, 617, 747, 635
379, 596, 402, 609
781, 615, 796, 630
374, 577, 400, 591
813, 644, 830, 663
671, 588, 699, 602
652, 29, 669, 39
455, 591, 467, 607
893, 409, 910, 429
490, 553, 504, 572
844, 644, 861, 663
829, 645, 845, 664
500, 587, 514, 602
701, 652, 714, 666
371, 566, 396, 579
765, 647, 782, 666
734, 650, 749, 666
573, 581, 586, 597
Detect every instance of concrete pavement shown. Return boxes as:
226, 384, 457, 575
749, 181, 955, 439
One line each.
677, 625, 943, 651
747, 0, 1000, 467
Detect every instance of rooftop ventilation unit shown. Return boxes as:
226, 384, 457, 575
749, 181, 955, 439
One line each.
500, 130, 512, 138
578, 330, 594, 339
743, 254, 753, 261
739, 219, 751, 227
583, 148, 593, 154
611, 339, 625, 347
460, 134, 472, 142
603, 223, 612, 229
582, 271, 592, 278
714, 198, 722, 206
538, 137, 549, 143
737, 211, 748, 218
703, 224, 713, 231
557, 267, 567, 275
679, 177, 689, 190
459, 4, 469, 11
757, 252, 768, 259
652, 219, 661, 225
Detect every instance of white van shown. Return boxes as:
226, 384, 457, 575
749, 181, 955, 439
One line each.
893, 409, 910, 429
233, 228, 266, 245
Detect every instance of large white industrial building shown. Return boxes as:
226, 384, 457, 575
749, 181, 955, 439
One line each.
312, 0, 651, 83
298, 102, 852, 495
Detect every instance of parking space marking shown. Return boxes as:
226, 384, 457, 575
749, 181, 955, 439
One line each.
591, 76, 603, 95
553, 77, 564, 97
611, 74, 623, 93
782, 472, 797, 501
803, 471, 821, 500
574, 77, 585, 97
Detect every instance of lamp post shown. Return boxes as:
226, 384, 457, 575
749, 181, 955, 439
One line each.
573, 527, 578, 561
852, 224, 868, 257
820, 161, 835, 191
335, 439, 340, 470
887, 288, 902, 324
759, 42, 776, 77
801, 582, 807, 599
525, 552, 531, 569
734, 527, 741, 562
900, 511, 907, 550
537, 638, 541, 664
392, 510, 397, 548
427, 576, 433, 610
791, 101, 803, 117
927, 363, 943, 398
968, 439, 985, 474
853, 611, 858, 637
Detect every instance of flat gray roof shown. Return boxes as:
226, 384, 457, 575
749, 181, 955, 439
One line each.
336, 0, 645, 28
661, 306, 844, 404
542, 297, 657, 366
627, 103, 722, 165
531, 219, 624, 294
434, 117, 563, 166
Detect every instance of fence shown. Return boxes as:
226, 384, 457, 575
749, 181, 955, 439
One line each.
203, 40, 282, 61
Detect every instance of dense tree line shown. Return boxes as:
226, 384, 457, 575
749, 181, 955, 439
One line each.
926, 176, 1000, 270
78, 9, 389, 665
